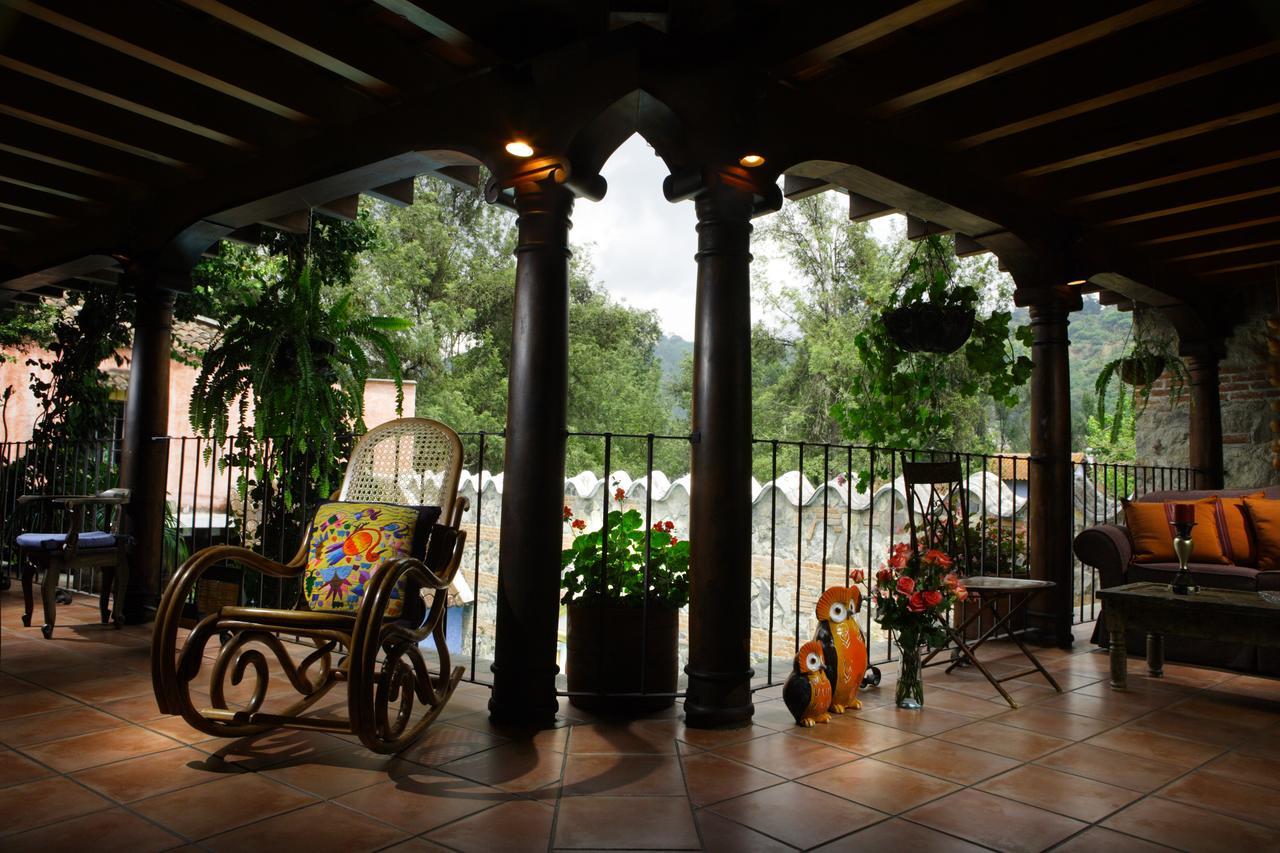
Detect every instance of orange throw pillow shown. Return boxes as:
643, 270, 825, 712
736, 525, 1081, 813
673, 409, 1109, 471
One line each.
1213, 493, 1265, 566
1123, 500, 1231, 565
1242, 498, 1280, 571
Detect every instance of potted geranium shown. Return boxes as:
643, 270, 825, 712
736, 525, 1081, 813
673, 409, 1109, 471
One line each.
873, 543, 968, 708
561, 490, 690, 713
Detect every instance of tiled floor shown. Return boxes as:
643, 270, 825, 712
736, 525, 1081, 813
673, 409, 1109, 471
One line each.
4, 588, 1280, 851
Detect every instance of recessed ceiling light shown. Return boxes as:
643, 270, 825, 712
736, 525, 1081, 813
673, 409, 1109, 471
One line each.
505, 140, 534, 158
739, 153, 765, 168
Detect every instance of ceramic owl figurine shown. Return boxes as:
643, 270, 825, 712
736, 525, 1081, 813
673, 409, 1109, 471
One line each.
783, 640, 832, 727
814, 585, 869, 712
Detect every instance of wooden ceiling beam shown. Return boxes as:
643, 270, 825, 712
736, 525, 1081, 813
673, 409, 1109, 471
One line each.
366, 178, 415, 206
866, 0, 1195, 117
0, 120, 163, 185
783, 174, 832, 200
1074, 158, 1280, 223
848, 192, 896, 222
1106, 195, 1280, 244
1167, 235, 1280, 264
906, 215, 952, 241
953, 233, 990, 257
1173, 245, 1280, 277
0, 181, 90, 219
771, 0, 964, 80
1135, 212, 1280, 247
316, 195, 360, 222
0, 157, 108, 203
432, 165, 480, 191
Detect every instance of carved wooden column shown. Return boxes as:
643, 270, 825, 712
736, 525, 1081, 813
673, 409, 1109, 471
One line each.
674, 178, 759, 728
119, 276, 176, 622
1025, 290, 1079, 648
488, 177, 575, 727
1184, 347, 1225, 489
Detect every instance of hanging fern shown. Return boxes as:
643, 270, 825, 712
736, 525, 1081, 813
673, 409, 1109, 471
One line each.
190, 263, 410, 505
1094, 306, 1189, 443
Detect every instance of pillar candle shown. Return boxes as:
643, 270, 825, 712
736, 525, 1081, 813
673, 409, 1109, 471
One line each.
1172, 503, 1195, 524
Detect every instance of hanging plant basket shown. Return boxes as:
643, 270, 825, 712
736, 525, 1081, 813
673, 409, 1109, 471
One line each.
1119, 355, 1166, 386
882, 303, 976, 354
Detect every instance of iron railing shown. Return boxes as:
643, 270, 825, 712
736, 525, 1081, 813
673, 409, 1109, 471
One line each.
0, 435, 1195, 699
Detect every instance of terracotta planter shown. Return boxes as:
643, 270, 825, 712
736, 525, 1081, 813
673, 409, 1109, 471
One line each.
1119, 355, 1166, 386
566, 601, 678, 714
883, 304, 975, 354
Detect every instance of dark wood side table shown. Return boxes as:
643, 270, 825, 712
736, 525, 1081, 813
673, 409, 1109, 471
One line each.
1097, 582, 1280, 689
922, 576, 1063, 708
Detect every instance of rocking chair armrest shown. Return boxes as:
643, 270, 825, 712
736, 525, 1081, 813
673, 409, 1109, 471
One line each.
17, 493, 89, 505
55, 494, 130, 507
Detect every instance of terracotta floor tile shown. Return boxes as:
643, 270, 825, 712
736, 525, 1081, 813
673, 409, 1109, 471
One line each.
749, 698, 807, 730
0, 775, 112, 837
799, 756, 959, 813
977, 763, 1141, 822
874, 737, 1020, 784
907, 788, 1087, 853
714, 732, 855, 778
0, 673, 31, 697
72, 745, 241, 802
990, 705, 1118, 740
638, 718, 773, 750
938, 719, 1073, 760
59, 673, 156, 704
1172, 695, 1280, 730
3, 807, 183, 853
140, 713, 222, 745
707, 781, 883, 850
0, 705, 125, 747
132, 771, 317, 839
440, 740, 566, 792
695, 809, 794, 852
790, 716, 922, 754
198, 727, 347, 769
917, 685, 1013, 717
261, 745, 413, 799
555, 795, 701, 849
380, 841, 453, 853
1035, 743, 1187, 793
1132, 708, 1249, 748
1085, 725, 1227, 768
1033, 690, 1151, 722
203, 801, 408, 852
334, 770, 509, 834
0, 746, 55, 787
813, 816, 988, 852
96, 693, 169, 722
567, 720, 680, 754
447, 711, 573, 750
18, 723, 178, 772
858, 704, 975, 735
1200, 750, 1280, 788
1160, 769, 1280, 829
1104, 796, 1280, 851
1052, 827, 1178, 852
398, 722, 508, 766
425, 799, 553, 852
560, 753, 687, 796
681, 751, 784, 805
0, 686, 78, 720
19, 663, 130, 690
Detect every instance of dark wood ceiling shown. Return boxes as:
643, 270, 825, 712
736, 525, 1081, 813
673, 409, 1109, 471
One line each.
0, 0, 1277, 317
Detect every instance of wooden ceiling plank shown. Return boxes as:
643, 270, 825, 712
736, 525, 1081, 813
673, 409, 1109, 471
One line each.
432, 165, 480, 191
0, 54, 252, 149
1136, 213, 1280, 246
953, 40, 1280, 150
773, 0, 964, 79
1072, 156, 1280, 220
906, 214, 952, 240
0, 123, 157, 184
953, 233, 989, 257
0, 181, 88, 218
1172, 244, 1280, 276
848, 192, 896, 221
316, 195, 360, 221
0, 102, 185, 168
179, 0, 396, 95
1112, 195, 1280, 244
783, 174, 832, 200
369, 0, 501, 66
1201, 259, 1280, 276
0, 171, 94, 203
1099, 185, 1280, 227
1168, 237, 1280, 263
869, 0, 1196, 116
366, 177, 415, 206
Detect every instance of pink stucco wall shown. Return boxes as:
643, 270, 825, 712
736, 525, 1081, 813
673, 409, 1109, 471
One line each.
2, 344, 416, 517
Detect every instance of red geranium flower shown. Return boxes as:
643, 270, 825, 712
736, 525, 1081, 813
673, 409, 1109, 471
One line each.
571, 518, 586, 531
563, 505, 573, 521
670, 536, 679, 546
664, 520, 675, 533
907, 591, 927, 613
614, 487, 625, 502
896, 576, 916, 596
922, 589, 943, 608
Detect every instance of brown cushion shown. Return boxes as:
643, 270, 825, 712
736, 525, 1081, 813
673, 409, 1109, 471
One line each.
1128, 562, 1261, 592
1243, 498, 1280, 571
1214, 493, 1265, 566
1124, 500, 1230, 565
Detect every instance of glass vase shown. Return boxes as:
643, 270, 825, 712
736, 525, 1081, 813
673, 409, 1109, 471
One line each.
895, 629, 925, 709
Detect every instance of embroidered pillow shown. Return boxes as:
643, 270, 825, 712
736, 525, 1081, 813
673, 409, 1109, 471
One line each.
1123, 499, 1230, 565
303, 502, 441, 616
1213, 493, 1265, 566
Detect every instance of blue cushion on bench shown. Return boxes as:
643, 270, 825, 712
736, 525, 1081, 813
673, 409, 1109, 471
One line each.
16, 531, 117, 551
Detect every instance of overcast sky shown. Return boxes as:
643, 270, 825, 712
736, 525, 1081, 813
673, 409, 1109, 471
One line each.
571, 135, 899, 339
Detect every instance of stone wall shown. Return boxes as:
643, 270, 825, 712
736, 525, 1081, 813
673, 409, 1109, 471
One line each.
1136, 289, 1280, 488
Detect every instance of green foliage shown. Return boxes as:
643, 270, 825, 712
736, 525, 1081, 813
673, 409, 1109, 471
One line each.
27, 291, 133, 444
560, 505, 690, 608
0, 300, 59, 359
1094, 308, 1188, 445
1086, 387, 1137, 462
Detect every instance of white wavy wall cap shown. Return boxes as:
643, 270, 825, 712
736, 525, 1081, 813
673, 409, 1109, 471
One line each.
452, 468, 1028, 515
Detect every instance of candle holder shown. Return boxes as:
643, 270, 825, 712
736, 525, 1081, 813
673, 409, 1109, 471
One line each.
1171, 520, 1199, 595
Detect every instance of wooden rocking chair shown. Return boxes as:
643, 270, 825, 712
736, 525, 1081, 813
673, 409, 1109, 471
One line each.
151, 418, 470, 753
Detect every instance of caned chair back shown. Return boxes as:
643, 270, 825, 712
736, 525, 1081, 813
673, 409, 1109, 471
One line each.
901, 453, 969, 561
338, 419, 464, 519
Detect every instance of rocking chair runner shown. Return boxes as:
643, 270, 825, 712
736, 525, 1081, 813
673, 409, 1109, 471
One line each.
151, 418, 470, 753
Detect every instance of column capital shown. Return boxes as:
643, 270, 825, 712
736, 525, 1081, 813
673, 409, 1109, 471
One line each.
1015, 285, 1083, 317
663, 165, 783, 217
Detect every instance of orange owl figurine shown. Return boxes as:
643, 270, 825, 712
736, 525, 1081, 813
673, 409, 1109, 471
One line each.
814, 585, 869, 712
783, 640, 832, 727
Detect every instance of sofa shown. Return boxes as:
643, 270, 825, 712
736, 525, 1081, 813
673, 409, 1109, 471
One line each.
1073, 486, 1280, 675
